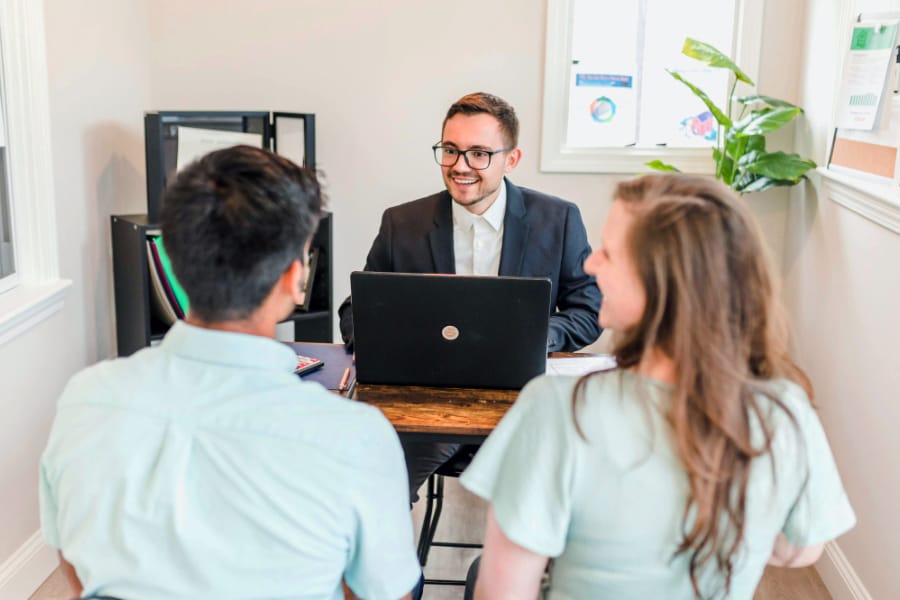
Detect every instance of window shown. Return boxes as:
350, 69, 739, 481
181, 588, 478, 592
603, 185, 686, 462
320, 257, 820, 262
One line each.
0, 35, 15, 294
0, 0, 69, 345
541, 0, 764, 173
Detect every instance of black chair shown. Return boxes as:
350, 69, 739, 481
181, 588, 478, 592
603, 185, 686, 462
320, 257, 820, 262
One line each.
417, 445, 483, 588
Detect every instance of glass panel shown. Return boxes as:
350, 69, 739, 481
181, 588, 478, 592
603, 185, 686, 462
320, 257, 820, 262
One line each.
0, 146, 14, 279
566, 0, 737, 149
566, 0, 640, 147
0, 29, 15, 282
640, 0, 737, 147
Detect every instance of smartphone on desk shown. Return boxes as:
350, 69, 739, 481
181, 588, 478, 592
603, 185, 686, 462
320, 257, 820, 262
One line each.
294, 354, 325, 377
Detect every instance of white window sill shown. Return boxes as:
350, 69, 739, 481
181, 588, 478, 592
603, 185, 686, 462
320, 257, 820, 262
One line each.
817, 167, 900, 235
0, 279, 72, 346
540, 146, 716, 174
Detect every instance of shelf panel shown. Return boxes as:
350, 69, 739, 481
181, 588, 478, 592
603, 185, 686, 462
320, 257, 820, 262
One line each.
283, 309, 330, 322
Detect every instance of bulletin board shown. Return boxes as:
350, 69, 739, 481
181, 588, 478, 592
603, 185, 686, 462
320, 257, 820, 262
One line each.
827, 12, 900, 188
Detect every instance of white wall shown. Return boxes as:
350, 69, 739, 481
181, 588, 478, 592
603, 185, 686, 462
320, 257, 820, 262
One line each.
788, 1, 900, 597
0, 0, 152, 594
4, 0, 839, 595
144, 0, 623, 334
145, 1, 805, 343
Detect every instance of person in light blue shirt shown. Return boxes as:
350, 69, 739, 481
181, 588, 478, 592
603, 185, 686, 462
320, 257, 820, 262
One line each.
39, 146, 421, 600
461, 174, 856, 599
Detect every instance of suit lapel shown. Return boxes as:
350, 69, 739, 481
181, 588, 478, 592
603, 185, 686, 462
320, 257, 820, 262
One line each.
428, 192, 456, 273
499, 179, 528, 276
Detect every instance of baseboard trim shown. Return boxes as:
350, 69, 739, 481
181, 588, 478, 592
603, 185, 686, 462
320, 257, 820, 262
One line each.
816, 541, 872, 600
0, 531, 57, 600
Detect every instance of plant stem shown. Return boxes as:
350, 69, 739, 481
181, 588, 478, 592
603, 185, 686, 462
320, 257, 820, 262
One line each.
719, 77, 739, 180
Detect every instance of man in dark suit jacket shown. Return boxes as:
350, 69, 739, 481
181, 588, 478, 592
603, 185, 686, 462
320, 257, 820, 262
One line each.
338, 92, 602, 501
338, 180, 601, 352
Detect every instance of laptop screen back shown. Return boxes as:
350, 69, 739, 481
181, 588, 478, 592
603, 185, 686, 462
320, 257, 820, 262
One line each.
350, 272, 551, 389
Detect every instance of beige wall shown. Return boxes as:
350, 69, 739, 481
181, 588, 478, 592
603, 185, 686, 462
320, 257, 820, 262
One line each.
788, 1, 900, 597
0, 0, 152, 591
144, 0, 623, 328
12, 0, 888, 596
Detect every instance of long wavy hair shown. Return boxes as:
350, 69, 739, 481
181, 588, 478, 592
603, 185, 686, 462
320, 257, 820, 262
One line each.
575, 174, 811, 597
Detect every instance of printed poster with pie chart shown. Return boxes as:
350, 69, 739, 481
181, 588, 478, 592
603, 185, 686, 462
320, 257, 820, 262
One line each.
566, 70, 637, 147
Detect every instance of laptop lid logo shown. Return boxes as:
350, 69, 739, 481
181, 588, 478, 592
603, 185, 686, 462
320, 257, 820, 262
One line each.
441, 325, 460, 341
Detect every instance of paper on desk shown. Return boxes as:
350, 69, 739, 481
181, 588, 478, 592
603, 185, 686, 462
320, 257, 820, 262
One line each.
176, 126, 264, 171
546, 355, 616, 377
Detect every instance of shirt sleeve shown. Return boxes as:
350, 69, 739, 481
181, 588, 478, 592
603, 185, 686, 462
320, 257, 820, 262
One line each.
343, 413, 421, 599
460, 376, 577, 557
781, 394, 856, 547
547, 203, 602, 352
39, 458, 61, 549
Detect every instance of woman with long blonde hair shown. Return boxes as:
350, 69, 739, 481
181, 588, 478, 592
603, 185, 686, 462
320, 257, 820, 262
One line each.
461, 174, 855, 599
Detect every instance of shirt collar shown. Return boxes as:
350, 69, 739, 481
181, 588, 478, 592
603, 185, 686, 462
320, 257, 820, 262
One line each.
159, 321, 298, 373
451, 179, 507, 233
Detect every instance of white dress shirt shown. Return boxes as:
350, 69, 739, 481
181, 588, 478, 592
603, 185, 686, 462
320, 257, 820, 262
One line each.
452, 180, 506, 275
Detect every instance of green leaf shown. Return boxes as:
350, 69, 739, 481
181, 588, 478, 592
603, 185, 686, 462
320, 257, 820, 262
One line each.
732, 108, 771, 132
732, 172, 759, 192
682, 38, 754, 84
713, 148, 734, 184
743, 134, 766, 155
738, 176, 798, 193
735, 95, 801, 110
742, 151, 817, 182
725, 132, 765, 160
667, 69, 732, 127
646, 160, 681, 173
736, 149, 765, 167
734, 107, 802, 136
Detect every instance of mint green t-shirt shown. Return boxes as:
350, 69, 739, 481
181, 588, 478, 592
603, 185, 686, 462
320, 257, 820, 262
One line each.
40, 322, 420, 600
460, 371, 855, 599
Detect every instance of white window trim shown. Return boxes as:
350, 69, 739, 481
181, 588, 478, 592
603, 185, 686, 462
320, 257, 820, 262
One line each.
0, 0, 70, 346
540, 0, 765, 174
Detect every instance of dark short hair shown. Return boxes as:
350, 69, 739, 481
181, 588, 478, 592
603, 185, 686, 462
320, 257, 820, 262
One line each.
160, 145, 323, 322
442, 92, 519, 148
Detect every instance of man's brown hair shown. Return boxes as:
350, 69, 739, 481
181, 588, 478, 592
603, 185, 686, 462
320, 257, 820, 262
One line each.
443, 92, 519, 148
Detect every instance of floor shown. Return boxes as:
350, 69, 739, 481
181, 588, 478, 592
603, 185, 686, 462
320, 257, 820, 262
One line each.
30, 479, 833, 600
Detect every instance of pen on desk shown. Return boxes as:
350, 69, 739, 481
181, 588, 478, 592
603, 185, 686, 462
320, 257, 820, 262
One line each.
338, 367, 351, 391
345, 376, 357, 398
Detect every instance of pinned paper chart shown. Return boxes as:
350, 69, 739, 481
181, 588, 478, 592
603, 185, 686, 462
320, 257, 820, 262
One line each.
835, 20, 899, 130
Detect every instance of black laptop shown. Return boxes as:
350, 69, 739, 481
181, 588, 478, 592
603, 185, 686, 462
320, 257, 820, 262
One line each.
350, 272, 551, 389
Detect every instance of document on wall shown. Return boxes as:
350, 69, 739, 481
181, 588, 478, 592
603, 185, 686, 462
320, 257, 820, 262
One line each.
567, 70, 638, 147
835, 19, 899, 130
546, 355, 617, 377
176, 126, 264, 171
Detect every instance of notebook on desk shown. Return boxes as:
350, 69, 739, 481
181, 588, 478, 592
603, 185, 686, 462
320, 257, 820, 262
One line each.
350, 272, 551, 389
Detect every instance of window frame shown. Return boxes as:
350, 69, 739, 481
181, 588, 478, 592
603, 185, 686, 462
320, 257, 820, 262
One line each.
540, 0, 766, 174
0, 0, 70, 346
0, 34, 16, 294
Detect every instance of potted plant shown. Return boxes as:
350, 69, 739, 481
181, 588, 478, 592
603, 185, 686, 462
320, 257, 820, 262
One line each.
647, 38, 816, 193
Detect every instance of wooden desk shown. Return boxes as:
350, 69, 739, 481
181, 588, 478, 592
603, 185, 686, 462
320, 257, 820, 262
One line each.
353, 352, 583, 444
353, 383, 517, 443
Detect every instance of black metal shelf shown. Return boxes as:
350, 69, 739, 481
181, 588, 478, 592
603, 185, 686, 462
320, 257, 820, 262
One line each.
111, 212, 333, 356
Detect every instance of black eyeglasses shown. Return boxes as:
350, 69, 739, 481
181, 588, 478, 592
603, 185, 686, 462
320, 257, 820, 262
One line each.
432, 143, 512, 170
